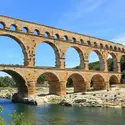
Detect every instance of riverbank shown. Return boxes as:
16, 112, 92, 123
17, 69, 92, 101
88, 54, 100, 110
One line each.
1, 86, 125, 108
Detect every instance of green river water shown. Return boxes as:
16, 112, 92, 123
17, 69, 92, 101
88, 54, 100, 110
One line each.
0, 99, 125, 125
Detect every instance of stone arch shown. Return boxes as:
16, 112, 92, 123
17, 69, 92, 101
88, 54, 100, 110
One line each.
114, 46, 117, 51
109, 75, 120, 87
65, 46, 84, 68
72, 37, 76, 43
0, 22, 6, 29
37, 72, 61, 95
105, 44, 109, 49
22, 27, 29, 33
79, 39, 84, 45
100, 43, 103, 48
44, 31, 50, 37
89, 50, 104, 71
34, 29, 40, 35
118, 47, 121, 52
54, 33, 60, 40
91, 74, 106, 90
0, 69, 28, 97
0, 34, 28, 66
87, 41, 91, 46
107, 53, 117, 72
35, 41, 60, 67
10, 24, 17, 31
67, 73, 86, 92
94, 42, 98, 47
63, 35, 68, 41
122, 48, 125, 53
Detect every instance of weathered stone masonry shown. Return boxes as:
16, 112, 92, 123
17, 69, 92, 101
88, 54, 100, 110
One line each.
0, 15, 124, 97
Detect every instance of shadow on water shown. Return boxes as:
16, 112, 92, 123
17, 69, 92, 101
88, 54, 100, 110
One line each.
0, 99, 125, 125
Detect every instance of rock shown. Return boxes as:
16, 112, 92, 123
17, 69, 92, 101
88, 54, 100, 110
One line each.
74, 99, 87, 103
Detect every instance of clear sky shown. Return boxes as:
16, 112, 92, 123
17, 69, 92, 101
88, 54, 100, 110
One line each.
0, 0, 125, 76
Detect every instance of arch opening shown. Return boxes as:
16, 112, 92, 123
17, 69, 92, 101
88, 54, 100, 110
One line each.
37, 72, 61, 95
0, 22, 5, 29
35, 41, 60, 67
10, 24, 17, 31
0, 70, 28, 97
34, 29, 40, 35
44, 32, 50, 38
107, 53, 117, 72
65, 47, 84, 68
109, 75, 119, 87
89, 50, 104, 71
64, 35, 68, 41
54, 34, 59, 40
120, 55, 125, 83
66, 73, 86, 93
79, 39, 83, 45
0, 36, 27, 65
22, 27, 29, 33
91, 74, 106, 90
72, 37, 76, 43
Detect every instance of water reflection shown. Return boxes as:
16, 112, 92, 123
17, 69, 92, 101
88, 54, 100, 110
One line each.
0, 99, 125, 125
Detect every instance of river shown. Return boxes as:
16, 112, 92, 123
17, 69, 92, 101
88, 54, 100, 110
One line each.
0, 98, 125, 125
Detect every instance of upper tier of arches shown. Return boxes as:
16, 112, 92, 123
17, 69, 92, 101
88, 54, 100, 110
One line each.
0, 17, 125, 53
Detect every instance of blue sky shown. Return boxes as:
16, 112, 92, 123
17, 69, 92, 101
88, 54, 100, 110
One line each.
0, 0, 125, 76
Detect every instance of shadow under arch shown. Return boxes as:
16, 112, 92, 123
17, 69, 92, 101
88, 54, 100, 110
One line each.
91, 74, 106, 90
89, 50, 104, 71
37, 72, 62, 95
0, 70, 28, 97
109, 75, 120, 87
0, 34, 28, 66
67, 73, 86, 93
35, 41, 60, 67
65, 46, 84, 68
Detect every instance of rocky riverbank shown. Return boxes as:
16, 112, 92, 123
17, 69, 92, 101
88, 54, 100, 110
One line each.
1, 86, 125, 108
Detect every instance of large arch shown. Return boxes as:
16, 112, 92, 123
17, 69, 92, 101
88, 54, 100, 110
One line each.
65, 46, 84, 68
35, 41, 60, 67
36, 72, 61, 95
67, 73, 86, 93
0, 34, 28, 65
107, 53, 117, 72
0, 70, 28, 97
89, 50, 104, 71
91, 74, 106, 90
109, 75, 119, 87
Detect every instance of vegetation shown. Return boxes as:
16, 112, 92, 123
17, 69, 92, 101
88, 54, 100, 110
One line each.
0, 106, 31, 125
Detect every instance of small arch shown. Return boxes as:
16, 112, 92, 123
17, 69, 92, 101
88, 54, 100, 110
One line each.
118, 47, 121, 52
79, 39, 84, 45
86, 41, 91, 46
54, 33, 60, 40
109, 75, 119, 87
10, 24, 17, 31
105, 44, 109, 49
122, 48, 125, 53
22, 27, 29, 33
94, 42, 97, 47
34, 29, 40, 35
0, 22, 5, 29
44, 31, 50, 37
114, 46, 117, 51
67, 73, 86, 93
72, 37, 76, 43
63, 35, 68, 41
110, 45, 113, 50
91, 74, 106, 90
100, 43, 103, 48
37, 72, 61, 95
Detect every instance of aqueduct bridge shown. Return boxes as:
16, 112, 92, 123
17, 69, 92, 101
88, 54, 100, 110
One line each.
0, 15, 125, 97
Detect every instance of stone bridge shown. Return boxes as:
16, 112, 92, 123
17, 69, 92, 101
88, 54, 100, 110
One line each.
0, 15, 124, 97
